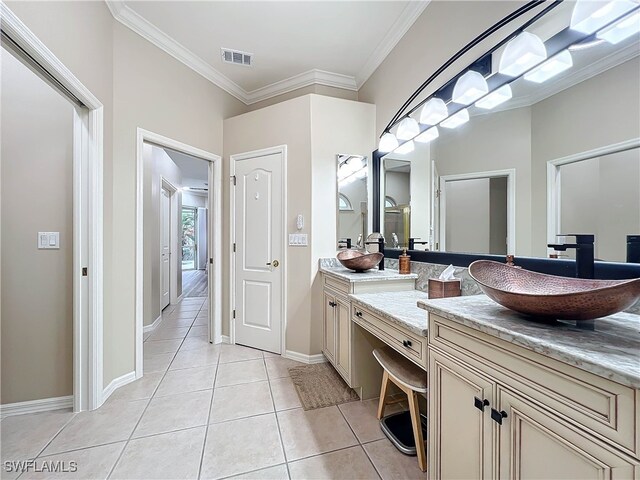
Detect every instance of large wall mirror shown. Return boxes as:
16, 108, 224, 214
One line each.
376, 0, 640, 263
337, 154, 368, 248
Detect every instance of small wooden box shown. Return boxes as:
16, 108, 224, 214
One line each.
428, 278, 461, 299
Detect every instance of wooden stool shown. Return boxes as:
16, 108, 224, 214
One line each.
373, 346, 427, 472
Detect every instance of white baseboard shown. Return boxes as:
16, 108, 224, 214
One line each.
102, 371, 136, 404
284, 350, 327, 364
143, 314, 163, 334
221, 335, 231, 344
1, 395, 74, 418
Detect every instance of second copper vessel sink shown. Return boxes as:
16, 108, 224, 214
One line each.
469, 260, 640, 321
337, 249, 383, 272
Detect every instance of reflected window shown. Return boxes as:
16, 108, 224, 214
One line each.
338, 193, 353, 211
385, 196, 397, 208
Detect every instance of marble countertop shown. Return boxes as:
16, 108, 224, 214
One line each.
319, 258, 417, 283
418, 295, 640, 388
350, 290, 430, 336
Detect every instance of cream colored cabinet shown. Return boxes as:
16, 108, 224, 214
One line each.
322, 284, 352, 385
322, 291, 337, 364
428, 314, 640, 480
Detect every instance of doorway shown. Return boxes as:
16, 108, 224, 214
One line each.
231, 146, 287, 354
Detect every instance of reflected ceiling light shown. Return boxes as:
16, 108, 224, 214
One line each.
524, 50, 573, 83
394, 140, 415, 155
452, 71, 488, 104
378, 132, 399, 153
440, 109, 469, 129
499, 32, 547, 77
396, 117, 420, 140
571, 0, 638, 34
348, 156, 363, 171
475, 84, 512, 109
415, 126, 439, 144
597, 10, 640, 44
419, 98, 448, 125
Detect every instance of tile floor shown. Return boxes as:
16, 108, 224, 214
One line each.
1, 296, 427, 480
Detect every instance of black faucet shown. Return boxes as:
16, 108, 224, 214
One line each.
338, 238, 351, 249
365, 237, 385, 271
409, 238, 428, 251
548, 234, 595, 279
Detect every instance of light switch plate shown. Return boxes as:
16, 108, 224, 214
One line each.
288, 233, 308, 246
38, 232, 60, 249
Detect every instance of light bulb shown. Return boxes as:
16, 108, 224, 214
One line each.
378, 133, 399, 153
415, 127, 439, 144
499, 32, 547, 77
597, 10, 640, 44
475, 84, 513, 110
396, 117, 420, 140
440, 109, 469, 129
419, 98, 448, 125
571, 0, 637, 34
452, 71, 488, 104
524, 50, 573, 83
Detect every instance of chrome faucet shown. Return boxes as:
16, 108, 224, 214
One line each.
548, 234, 595, 279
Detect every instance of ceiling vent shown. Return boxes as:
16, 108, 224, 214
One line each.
221, 48, 252, 67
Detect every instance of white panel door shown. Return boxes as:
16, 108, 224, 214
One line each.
160, 188, 171, 310
234, 152, 283, 353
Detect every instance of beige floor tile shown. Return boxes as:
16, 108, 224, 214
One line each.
108, 372, 164, 402
164, 311, 198, 321
277, 406, 358, 461
187, 325, 208, 338
42, 399, 147, 455
170, 344, 220, 370
288, 446, 380, 480
196, 309, 209, 317
143, 339, 183, 355
225, 464, 289, 480
170, 305, 201, 314
200, 414, 284, 479
143, 332, 152, 342
20, 442, 125, 480
262, 351, 280, 359
209, 381, 273, 423
219, 344, 263, 364
147, 326, 189, 341
193, 315, 208, 326
0, 409, 76, 462
264, 357, 304, 379
161, 316, 195, 328
133, 389, 211, 438
110, 427, 205, 480
143, 352, 174, 374
363, 438, 427, 479
155, 365, 216, 397
215, 360, 267, 387
338, 398, 405, 444
269, 377, 302, 411
179, 335, 211, 351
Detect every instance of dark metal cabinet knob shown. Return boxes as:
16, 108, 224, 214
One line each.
355, 311, 363, 317
474, 397, 490, 411
402, 340, 413, 348
491, 408, 508, 425
328, 301, 336, 308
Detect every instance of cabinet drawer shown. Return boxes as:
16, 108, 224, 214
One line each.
324, 275, 350, 296
430, 314, 639, 458
353, 304, 426, 369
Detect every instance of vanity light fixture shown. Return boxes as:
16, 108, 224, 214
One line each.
475, 84, 513, 109
378, 132, 399, 153
440, 108, 469, 129
415, 126, 439, 144
498, 31, 547, 77
393, 140, 415, 155
396, 117, 420, 140
524, 50, 573, 83
597, 10, 640, 44
571, 0, 638, 35
419, 98, 448, 125
452, 70, 489, 104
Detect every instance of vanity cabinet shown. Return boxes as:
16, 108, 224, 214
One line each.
428, 314, 640, 479
322, 289, 351, 383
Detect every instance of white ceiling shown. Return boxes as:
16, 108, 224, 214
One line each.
106, 1, 429, 104
165, 148, 209, 190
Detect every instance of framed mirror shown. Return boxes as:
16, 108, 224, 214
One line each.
337, 154, 368, 249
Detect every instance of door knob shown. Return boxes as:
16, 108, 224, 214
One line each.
267, 260, 280, 267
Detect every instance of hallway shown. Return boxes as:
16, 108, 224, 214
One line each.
182, 270, 208, 298
1, 296, 425, 479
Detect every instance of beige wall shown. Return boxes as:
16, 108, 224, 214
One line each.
1, 49, 75, 403
445, 178, 491, 254
224, 95, 375, 356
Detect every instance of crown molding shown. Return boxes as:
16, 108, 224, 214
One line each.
355, 0, 431, 88
106, 0, 424, 105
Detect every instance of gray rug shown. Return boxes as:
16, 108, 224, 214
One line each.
288, 363, 359, 410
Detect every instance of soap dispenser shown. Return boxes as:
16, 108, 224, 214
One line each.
399, 248, 411, 274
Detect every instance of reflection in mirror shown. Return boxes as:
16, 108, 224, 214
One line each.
552, 146, 640, 263
383, 159, 410, 248
337, 155, 367, 249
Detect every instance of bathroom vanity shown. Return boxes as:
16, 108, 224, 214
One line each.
419, 295, 640, 479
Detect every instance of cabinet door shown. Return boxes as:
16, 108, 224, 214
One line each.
335, 298, 351, 383
429, 350, 496, 480
322, 291, 336, 363
498, 388, 638, 480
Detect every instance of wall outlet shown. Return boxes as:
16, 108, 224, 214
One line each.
38, 232, 60, 249
288, 233, 308, 246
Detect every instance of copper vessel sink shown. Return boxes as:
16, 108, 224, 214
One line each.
337, 249, 383, 272
469, 260, 640, 321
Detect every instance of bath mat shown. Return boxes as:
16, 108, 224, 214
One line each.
288, 362, 359, 410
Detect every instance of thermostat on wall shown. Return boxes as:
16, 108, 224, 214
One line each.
289, 233, 308, 246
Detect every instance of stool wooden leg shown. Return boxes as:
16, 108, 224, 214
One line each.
377, 370, 390, 420
408, 390, 427, 472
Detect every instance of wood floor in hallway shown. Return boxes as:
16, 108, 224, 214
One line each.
182, 269, 207, 298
